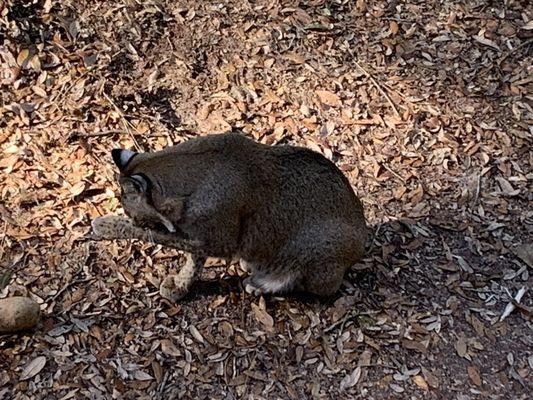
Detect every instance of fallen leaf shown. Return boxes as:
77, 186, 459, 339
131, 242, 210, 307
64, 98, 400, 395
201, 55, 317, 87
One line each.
133, 370, 153, 381
32, 86, 48, 98
251, 302, 274, 331
340, 366, 361, 390
70, 181, 86, 197
402, 339, 427, 353
412, 375, 428, 390
315, 90, 341, 107
390, 20, 399, 35
16, 49, 30, 66
473, 35, 500, 51
390, 383, 405, 393
161, 339, 181, 357
189, 325, 205, 344
521, 20, 533, 30
456, 336, 468, 358
282, 52, 305, 64
513, 243, 532, 268
151, 361, 163, 383
467, 365, 482, 386
20, 356, 47, 381
422, 367, 439, 388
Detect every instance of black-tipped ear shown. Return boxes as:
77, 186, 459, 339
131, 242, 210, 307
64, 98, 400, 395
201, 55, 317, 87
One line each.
112, 149, 137, 171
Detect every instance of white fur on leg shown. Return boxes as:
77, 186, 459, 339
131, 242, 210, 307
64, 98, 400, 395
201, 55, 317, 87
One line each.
244, 282, 263, 296
244, 274, 296, 296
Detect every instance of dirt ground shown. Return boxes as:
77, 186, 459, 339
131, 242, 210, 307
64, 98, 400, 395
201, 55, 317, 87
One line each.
0, 0, 532, 399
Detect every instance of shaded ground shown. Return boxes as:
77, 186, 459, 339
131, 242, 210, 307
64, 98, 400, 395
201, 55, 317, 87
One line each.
1, 0, 532, 399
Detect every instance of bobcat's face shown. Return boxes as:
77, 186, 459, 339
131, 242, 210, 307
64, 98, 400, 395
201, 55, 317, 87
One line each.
111, 149, 178, 233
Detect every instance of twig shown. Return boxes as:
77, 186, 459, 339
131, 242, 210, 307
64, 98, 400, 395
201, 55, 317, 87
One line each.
102, 92, 143, 151
380, 17, 419, 24
354, 61, 400, 117
470, 172, 482, 208
381, 163, 405, 183
498, 38, 533, 66
0, 221, 7, 251
366, 223, 382, 254
70, 130, 129, 139
359, 363, 401, 370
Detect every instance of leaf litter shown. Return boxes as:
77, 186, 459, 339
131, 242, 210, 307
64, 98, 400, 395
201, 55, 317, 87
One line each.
0, 0, 532, 399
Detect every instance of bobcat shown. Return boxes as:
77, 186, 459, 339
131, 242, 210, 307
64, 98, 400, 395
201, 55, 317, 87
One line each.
91, 132, 367, 301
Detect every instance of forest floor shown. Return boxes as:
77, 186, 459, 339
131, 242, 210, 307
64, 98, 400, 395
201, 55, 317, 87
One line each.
0, 1, 532, 399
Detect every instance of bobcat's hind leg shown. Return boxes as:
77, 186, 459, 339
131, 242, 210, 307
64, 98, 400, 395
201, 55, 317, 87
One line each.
301, 262, 347, 297
243, 271, 298, 296
160, 253, 206, 302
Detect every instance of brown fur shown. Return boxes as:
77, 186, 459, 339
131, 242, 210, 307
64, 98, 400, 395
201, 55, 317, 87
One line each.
92, 132, 367, 299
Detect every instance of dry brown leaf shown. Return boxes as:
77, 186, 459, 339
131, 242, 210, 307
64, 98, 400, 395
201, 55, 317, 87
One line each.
340, 366, 362, 390
19, 356, 47, 381
513, 243, 532, 268
189, 325, 205, 344
251, 302, 274, 331
32, 86, 48, 98
521, 20, 533, 30
467, 365, 482, 386
16, 49, 30, 67
161, 339, 181, 357
422, 367, 440, 389
151, 361, 163, 383
70, 182, 86, 197
456, 336, 468, 358
473, 35, 500, 51
390, 21, 399, 35
210, 295, 227, 308
412, 375, 428, 390
315, 90, 341, 107
402, 339, 427, 353
282, 53, 305, 64
133, 370, 153, 381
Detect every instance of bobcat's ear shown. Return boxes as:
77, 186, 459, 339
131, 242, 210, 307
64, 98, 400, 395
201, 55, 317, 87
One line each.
112, 149, 137, 171
120, 174, 150, 194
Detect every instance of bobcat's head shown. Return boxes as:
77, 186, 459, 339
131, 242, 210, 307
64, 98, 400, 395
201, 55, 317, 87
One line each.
111, 148, 182, 233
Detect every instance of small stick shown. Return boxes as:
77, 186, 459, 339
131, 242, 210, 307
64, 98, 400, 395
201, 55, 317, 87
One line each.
70, 130, 128, 138
498, 38, 533, 66
354, 61, 400, 117
366, 223, 382, 254
381, 163, 405, 183
102, 92, 143, 151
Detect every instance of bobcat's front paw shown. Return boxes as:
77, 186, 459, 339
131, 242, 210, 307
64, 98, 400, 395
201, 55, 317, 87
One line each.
91, 215, 133, 240
243, 276, 264, 296
160, 275, 190, 302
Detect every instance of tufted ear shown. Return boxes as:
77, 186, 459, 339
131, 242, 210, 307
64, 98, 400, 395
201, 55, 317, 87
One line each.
112, 149, 137, 171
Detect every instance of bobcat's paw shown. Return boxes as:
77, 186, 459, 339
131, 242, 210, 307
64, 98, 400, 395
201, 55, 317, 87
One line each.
243, 277, 264, 296
91, 215, 133, 240
160, 275, 190, 302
